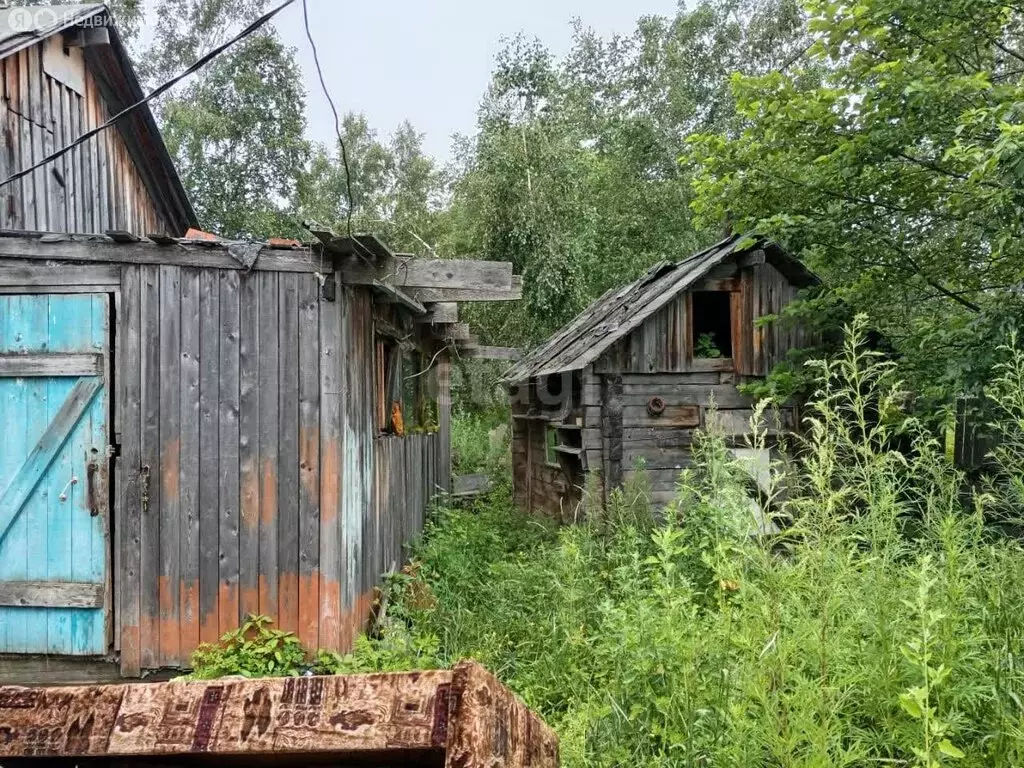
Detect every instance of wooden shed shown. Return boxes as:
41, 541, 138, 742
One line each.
0, 660, 559, 767
0, 231, 520, 680
504, 236, 819, 519
0, 5, 522, 680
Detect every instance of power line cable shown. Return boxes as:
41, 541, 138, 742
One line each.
301, 0, 357, 239
0, 0, 299, 191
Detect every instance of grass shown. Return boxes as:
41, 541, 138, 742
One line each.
194, 318, 1024, 767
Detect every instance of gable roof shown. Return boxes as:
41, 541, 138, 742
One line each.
504, 235, 819, 384
0, 4, 197, 234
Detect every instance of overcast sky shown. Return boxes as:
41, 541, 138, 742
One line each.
274, 0, 681, 163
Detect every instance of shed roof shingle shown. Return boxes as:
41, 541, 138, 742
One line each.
503, 235, 818, 383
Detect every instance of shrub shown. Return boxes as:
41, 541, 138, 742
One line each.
185, 615, 308, 680
341, 317, 1024, 767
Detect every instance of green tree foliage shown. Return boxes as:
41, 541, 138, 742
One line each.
688, 0, 1024, 409
299, 116, 448, 255
449, 0, 811, 346
332, 325, 1024, 767
159, 31, 310, 239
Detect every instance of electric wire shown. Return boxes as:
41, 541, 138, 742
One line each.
0, 0, 299, 190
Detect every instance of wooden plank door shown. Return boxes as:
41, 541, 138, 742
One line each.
0, 294, 109, 655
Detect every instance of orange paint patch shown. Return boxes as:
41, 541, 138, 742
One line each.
240, 585, 260, 620
337, 588, 377, 652
161, 439, 180, 501
319, 578, 342, 652
298, 571, 320, 656
180, 581, 200, 665
299, 426, 320, 502
258, 574, 277, 620
240, 460, 259, 531
139, 613, 158, 669
320, 439, 340, 523
157, 576, 180, 666
260, 459, 277, 526
219, 581, 240, 636
120, 625, 141, 678
278, 572, 299, 635
200, 606, 219, 646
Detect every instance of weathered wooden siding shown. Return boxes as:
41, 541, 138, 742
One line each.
0, 39, 169, 235
595, 261, 810, 377
117, 272, 447, 674
735, 261, 808, 377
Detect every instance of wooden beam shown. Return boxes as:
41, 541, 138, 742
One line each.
415, 302, 459, 324
0, 261, 121, 287
460, 346, 523, 362
0, 353, 103, 377
0, 234, 327, 273
435, 322, 472, 341
0, 581, 104, 608
411, 275, 523, 303
343, 256, 513, 291
371, 280, 427, 315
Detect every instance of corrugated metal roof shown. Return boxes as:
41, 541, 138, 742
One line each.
504, 235, 819, 383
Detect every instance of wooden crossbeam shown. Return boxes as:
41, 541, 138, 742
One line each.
0, 353, 103, 377
411, 275, 523, 303
371, 280, 427, 315
341, 256, 514, 292
414, 302, 459, 324
460, 346, 523, 362
0, 581, 103, 608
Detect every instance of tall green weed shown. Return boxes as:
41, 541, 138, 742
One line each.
329, 317, 1024, 767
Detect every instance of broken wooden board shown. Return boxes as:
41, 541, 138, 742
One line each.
415, 302, 459, 325
410, 275, 524, 303
452, 474, 492, 499
460, 346, 523, 362
0, 661, 558, 768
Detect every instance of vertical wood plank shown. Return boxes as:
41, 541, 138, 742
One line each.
218, 270, 241, 634
27, 48, 48, 230
119, 266, 142, 676
277, 273, 300, 635
298, 276, 320, 652
238, 272, 260, 621
158, 265, 181, 666
197, 269, 220, 644
257, 272, 279, 622
319, 272, 343, 652
139, 266, 160, 669
179, 268, 201, 659
0, 58, 12, 230
17, 52, 35, 231
437, 351, 451, 492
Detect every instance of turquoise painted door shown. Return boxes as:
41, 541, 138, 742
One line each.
0, 294, 109, 655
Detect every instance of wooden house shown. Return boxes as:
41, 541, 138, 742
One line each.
0, 6, 522, 681
504, 236, 818, 519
